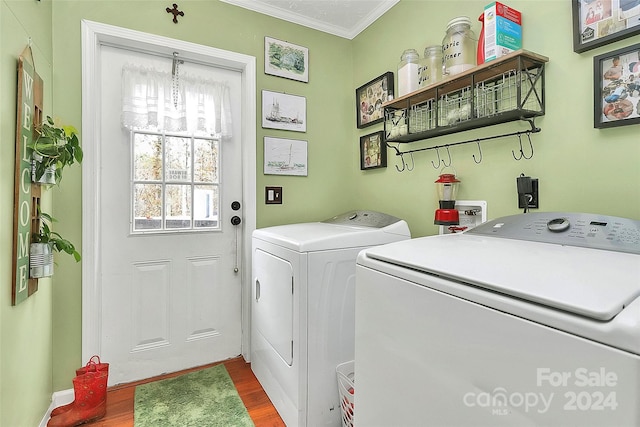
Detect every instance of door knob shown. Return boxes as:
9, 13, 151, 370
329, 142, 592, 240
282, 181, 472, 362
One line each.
231, 215, 242, 226
231, 201, 241, 211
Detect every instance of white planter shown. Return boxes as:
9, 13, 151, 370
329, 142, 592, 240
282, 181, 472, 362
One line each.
30, 243, 54, 278
31, 154, 56, 185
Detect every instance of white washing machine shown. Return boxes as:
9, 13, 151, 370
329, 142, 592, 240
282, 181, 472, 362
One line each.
251, 211, 410, 427
355, 212, 640, 426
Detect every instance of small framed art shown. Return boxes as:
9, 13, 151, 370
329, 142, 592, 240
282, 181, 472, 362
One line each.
264, 136, 308, 176
265, 37, 309, 83
360, 131, 387, 170
572, 0, 640, 53
593, 43, 640, 128
262, 90, 306, 132
356, 72, 394, 129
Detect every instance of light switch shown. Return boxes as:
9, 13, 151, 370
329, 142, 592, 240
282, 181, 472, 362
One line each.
265, 186, 282, 204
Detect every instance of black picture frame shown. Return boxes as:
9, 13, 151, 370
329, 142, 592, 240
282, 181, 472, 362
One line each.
572, 0, 640, 53
356, 72, 394, 129
593, 43, 640, 128
360, 131, 387, 170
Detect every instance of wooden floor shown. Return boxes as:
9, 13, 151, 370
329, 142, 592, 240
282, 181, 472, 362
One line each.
82, 356, 285, 427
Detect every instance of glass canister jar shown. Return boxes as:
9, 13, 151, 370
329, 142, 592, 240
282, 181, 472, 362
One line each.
442, 16, 476, 76
418, 45, 443, 88
397, 49, 420, 96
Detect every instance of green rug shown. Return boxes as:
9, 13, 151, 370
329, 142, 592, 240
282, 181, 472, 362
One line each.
134, 364, 255, 427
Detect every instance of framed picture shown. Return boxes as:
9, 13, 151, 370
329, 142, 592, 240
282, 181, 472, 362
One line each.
360, 131, 387, 170
593, 43, 640, 128
356, 72, 394, 129
264, 136, 308, 176
265, 37, 309, 83
572, 0, 640, 53
262, 90, 306, 132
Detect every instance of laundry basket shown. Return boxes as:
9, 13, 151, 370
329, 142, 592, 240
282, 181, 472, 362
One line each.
336, 360, 355, 427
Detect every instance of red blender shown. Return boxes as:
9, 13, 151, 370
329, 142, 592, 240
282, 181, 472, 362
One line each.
434, 173, 461, 226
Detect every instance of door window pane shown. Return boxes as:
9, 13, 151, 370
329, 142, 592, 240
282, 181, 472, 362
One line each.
165, 184, 192, 229
133, 134, 162, 181
194, 185, 219, 228
165, 136, 192, 182
131, 131, 220, 233
194, 139, 218, 183
134, 183, 162, 230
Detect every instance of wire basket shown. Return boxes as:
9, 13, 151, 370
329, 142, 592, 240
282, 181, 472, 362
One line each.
410, 98, 437, 134
438, 86, 472, 127
384, 108, 408, 139
336, 360, 355, 427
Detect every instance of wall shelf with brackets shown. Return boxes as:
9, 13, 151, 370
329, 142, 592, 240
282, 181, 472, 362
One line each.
383, 49, 548, 144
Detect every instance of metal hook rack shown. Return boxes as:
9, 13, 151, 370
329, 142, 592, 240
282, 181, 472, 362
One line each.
387, 118, 540, 172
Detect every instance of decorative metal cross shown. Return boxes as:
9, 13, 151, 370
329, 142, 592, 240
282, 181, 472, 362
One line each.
166, 3, 184, 23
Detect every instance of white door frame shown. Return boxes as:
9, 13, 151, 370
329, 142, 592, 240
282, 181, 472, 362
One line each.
80, 20, 256, 364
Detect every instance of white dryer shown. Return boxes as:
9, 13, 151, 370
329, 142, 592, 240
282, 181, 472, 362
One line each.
251, 211, 410, 427
355, 212, 640, 426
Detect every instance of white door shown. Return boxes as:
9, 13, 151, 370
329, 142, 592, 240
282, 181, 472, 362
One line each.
96, 44, 244, 385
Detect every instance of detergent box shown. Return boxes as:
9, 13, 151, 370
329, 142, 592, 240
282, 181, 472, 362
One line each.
484, 2, 522, 62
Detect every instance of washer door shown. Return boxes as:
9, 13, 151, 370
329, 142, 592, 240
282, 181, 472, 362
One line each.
253, 249, 294, 365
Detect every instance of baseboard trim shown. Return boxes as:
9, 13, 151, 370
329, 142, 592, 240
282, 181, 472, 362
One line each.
39, 389, 74, 427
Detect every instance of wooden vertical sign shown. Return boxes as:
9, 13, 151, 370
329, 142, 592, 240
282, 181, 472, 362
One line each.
12, 54, 43, 305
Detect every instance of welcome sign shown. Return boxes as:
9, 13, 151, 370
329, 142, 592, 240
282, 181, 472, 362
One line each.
13, 55, 42, 305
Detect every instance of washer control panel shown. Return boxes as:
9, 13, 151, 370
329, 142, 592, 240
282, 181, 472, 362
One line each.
322, 210, 402, 228
468, 212, 640, 254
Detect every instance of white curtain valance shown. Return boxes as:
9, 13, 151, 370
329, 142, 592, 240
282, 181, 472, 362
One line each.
121, 64, 232, 138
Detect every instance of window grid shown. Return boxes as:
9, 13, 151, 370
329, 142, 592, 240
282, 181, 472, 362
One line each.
131, 130, 220, 234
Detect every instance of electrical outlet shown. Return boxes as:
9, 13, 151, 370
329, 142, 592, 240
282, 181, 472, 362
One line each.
518, 178, 539, 209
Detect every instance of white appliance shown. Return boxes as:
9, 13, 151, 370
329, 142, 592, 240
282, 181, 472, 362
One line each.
251, 211, 411, 427
355, 212, 640, 426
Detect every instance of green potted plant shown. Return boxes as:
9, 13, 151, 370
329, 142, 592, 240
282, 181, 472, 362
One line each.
30, 210, 81, 279
29, 116, 83, 185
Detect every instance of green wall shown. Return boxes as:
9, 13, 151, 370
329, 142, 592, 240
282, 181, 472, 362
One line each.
1, 0, 639, 425
50, 0, 355, 395
352, 0, 640, 237
1, 2, 55, 426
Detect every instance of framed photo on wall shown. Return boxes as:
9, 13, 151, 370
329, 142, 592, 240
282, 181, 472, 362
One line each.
262, 90, 307, 132
572, 0, 640, 53
265, 37, 309, 83
593, 43, 640, 128
264, 136, 308, 176
356, 72, 394, 129
360, 131, 387, 170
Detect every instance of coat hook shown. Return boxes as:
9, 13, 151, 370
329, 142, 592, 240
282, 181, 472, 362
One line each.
512, 132, 534, 160
472, 141, 483, 164
522, 132, 534, 159
431, 147, 442, 169
441, 146, 452, 167
512, 134, 524, 160
395, 153, 406, 172
390, 143, 407, 172
406, 153, 415, 171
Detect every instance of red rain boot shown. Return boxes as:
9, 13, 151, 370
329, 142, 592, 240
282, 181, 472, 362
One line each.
47, 368, 108, 427
50, 356, 109, 417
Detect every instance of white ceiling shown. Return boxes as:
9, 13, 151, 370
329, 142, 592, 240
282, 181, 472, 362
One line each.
219, 0, 400, 39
